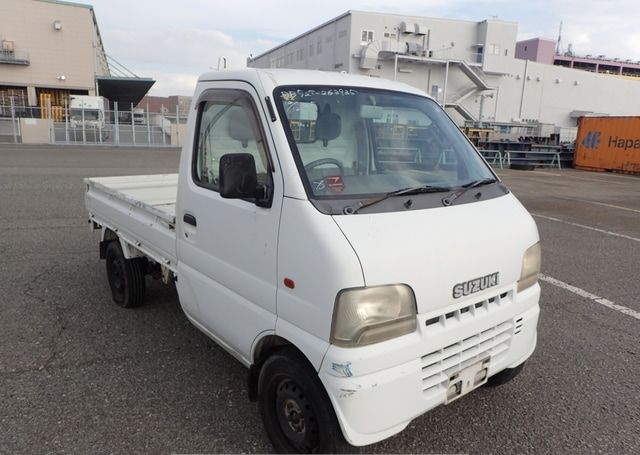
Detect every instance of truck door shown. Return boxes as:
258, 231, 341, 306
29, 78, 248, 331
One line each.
176, 83, 282, 363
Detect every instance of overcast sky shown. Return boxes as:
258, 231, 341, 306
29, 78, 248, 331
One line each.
89, 0, 640, 96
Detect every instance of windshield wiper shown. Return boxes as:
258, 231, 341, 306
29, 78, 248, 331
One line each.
441, 178, 497, 206
345, 185, 451, 214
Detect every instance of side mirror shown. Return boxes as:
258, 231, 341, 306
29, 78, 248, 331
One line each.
219, 153, 258, 199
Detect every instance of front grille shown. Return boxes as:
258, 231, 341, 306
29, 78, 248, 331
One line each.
425, 291, 511, 330
514, 317, 524, 335
420, 319, 516, 398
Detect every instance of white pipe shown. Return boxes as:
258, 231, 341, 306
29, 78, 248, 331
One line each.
442, 61, 450, 107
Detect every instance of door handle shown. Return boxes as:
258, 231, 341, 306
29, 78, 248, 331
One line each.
183, 213, 197, 227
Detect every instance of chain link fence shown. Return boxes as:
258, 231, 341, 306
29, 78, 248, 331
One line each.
0, 100, 186, 147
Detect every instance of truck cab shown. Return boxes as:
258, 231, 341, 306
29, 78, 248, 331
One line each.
69, 95, 108, 129
85, 69, 540, 453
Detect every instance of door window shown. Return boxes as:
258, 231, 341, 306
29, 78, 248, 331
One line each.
193, 91, 272, 193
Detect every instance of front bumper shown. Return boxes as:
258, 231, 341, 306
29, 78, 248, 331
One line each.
319, 283, 540, 446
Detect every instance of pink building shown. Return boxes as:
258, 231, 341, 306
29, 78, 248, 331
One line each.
515, 38, 556, 65
515, 37, 640, 78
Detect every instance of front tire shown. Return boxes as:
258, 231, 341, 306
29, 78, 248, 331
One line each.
105, 240, 146, 308
258, 347, 350, 454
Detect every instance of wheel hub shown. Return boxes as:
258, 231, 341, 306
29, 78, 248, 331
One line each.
107, 253, 126, 302
283, 398, 305, 433
274, 378, 319, 452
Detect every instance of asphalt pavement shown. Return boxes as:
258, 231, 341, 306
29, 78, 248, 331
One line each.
1, 145, 638, 454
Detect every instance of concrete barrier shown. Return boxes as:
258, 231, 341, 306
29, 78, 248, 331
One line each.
20, 118, 51, 144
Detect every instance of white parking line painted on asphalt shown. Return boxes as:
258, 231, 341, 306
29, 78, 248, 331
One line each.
499, 170, 631, 185
539, 274, 640, 321
532, 213, 640, 243
525, 171, 563, 177
496, 171, 562, 177
556, 197, 640, 214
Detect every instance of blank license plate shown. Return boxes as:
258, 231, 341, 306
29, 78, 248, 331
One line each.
446, 357, 490, 403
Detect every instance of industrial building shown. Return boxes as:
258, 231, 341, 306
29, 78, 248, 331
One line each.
137, 95, 193, 115
0, 0, 164, 145
248, 10, 640, 132
0, 0, 154, 114
516, 37, 640, 79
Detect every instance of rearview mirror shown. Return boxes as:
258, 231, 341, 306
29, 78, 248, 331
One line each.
283, 101, 318, 144
219, 153, 258, 199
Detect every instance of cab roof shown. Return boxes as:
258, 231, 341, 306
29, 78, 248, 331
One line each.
198, 68, 429, 98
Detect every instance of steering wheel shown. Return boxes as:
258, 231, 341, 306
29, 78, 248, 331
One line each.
304, 158, 344, 175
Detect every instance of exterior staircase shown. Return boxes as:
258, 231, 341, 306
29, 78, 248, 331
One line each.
444, 60, 492, 121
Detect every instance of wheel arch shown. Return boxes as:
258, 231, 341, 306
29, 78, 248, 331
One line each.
99, 227, 119, 259
102, 227, 119, 242
248, 321, 330, 402
99, 227, 144, 260
248, 334, 297, 402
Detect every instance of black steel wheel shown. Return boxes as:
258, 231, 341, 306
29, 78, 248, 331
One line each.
258, 347, 351, 454
274, 378, 320, 452
105, 240, 145, 308
486, 362, 525, 387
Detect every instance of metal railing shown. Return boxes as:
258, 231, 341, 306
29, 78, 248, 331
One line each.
479, 149, 569, 170
0, 98, 21, 143
427, 49, 485, 65
0, 49, 30, 65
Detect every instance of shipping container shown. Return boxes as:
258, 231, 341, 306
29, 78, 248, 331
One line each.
574, 116, 640, 174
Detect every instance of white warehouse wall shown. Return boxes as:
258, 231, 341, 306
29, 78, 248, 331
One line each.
248, 10, 640, 127
458, 59, 640, 127
248, 13, 352, 72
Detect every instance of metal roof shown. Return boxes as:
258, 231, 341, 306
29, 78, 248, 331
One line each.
96, 76, 155, 108
34, 0, 93, 10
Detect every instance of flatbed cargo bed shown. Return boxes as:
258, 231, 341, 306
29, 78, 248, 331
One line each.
84, 174, 178, 271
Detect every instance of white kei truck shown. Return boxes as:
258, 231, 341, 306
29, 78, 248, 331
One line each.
85, 69, 541, 453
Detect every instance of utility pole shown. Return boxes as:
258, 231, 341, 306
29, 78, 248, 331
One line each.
556, 21, 563, 55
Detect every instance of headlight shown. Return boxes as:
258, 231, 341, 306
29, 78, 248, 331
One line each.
518, 242, 541, 292
331, 284, 417, 348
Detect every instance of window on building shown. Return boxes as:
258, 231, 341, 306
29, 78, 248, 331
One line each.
361, 30, 374, 44
489, 44, 501, 55
317, 36, 322, 54
309, 43, 314, 56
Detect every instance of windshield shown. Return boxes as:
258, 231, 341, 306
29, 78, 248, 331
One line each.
70, 109, 100, 121
274, 86, 496, 205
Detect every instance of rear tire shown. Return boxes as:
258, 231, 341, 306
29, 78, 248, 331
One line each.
105, 240, 146, 308
486, 362, 525, 387
258, 347, 352, 454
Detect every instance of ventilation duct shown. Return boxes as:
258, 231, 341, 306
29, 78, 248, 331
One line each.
399, 22, 411, 34
414, 23, 427, 35
359, 41, 382, 69
406, 42, 425, 56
